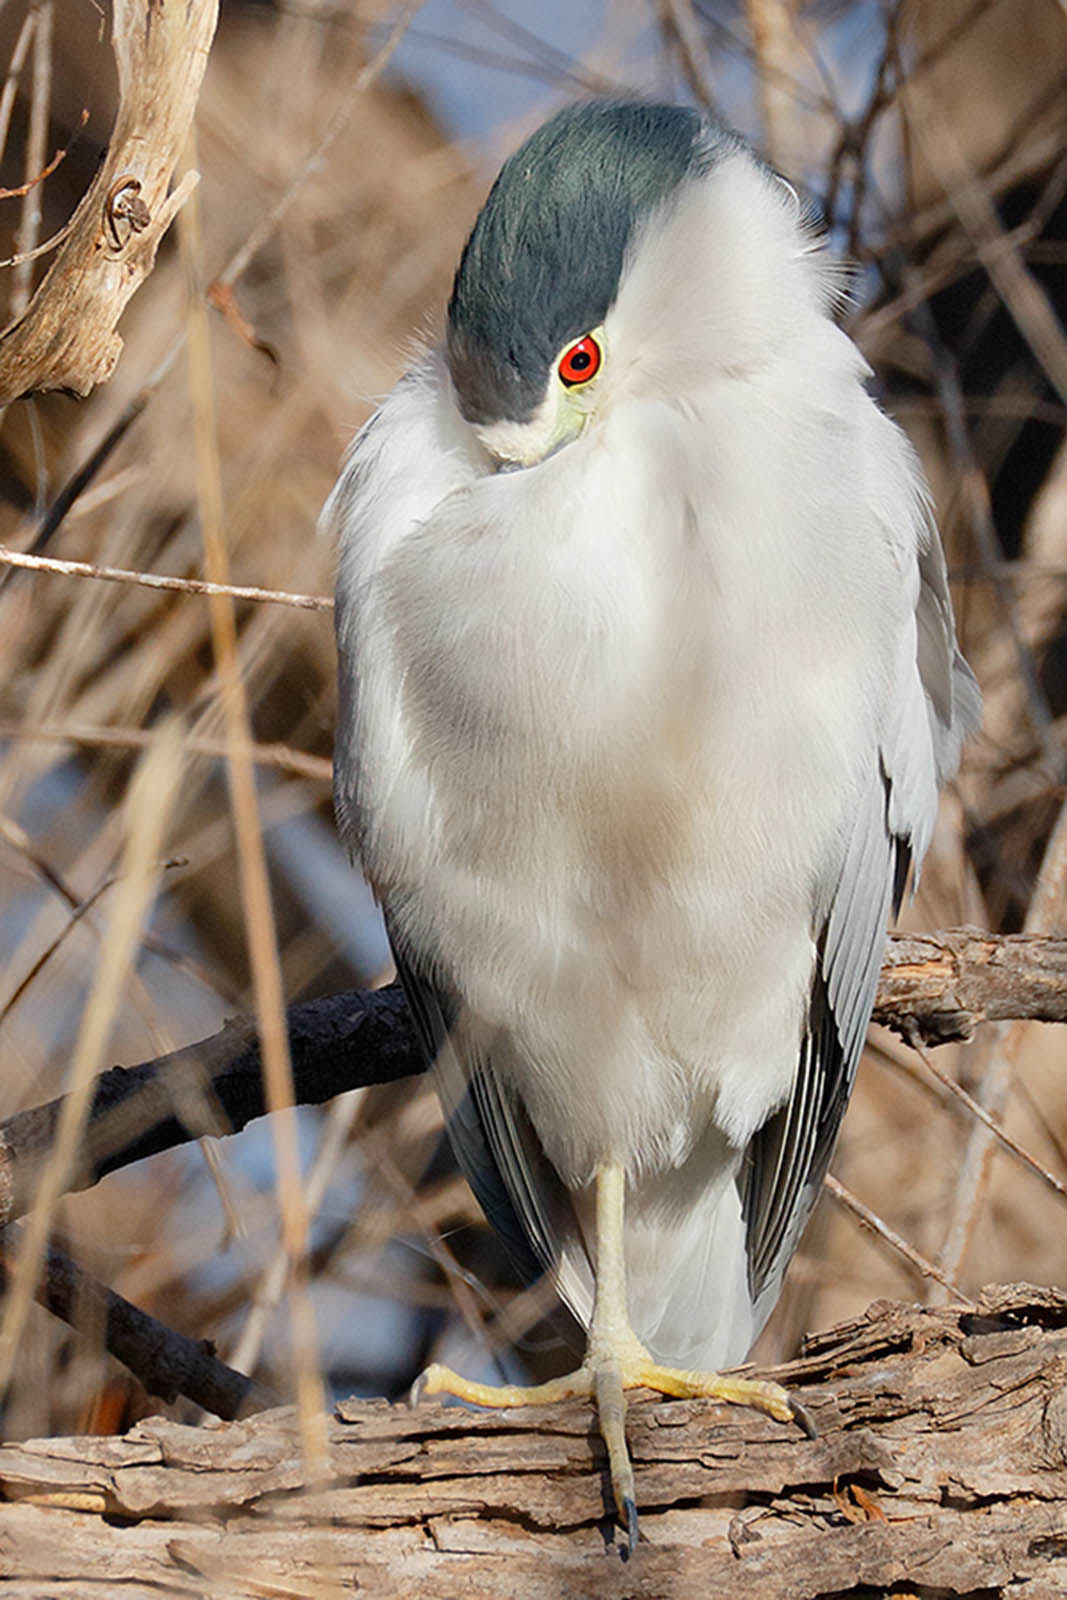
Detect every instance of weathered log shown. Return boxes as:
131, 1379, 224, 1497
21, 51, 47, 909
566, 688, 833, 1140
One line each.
1, 1285, 1066, 1597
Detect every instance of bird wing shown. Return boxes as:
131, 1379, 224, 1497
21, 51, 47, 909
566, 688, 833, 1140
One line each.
741, 523, 979, 1325
389, 936, 593, 1318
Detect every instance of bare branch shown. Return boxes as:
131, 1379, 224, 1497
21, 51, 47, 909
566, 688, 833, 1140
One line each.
0, 987, 418, 1228
0, 543, 332, 610
2, 931, 1067, 1233
0, 0, 219, 402
874, 928, 1067, 1041
823, 1173, 973, 1301
0, 1226, 273, 1420
0, 720, 332, 782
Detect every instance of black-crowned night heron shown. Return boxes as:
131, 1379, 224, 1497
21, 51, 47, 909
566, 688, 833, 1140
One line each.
327, 100, 980, 1546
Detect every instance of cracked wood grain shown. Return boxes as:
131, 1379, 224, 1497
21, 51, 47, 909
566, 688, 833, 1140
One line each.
1, 1287, 1066, 1597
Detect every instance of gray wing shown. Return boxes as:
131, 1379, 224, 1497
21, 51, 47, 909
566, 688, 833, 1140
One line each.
389, 933, 589, 1306
741, 531, 980, 1325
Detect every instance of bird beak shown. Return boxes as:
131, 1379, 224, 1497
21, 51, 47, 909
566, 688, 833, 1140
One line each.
478, 391, 591, 472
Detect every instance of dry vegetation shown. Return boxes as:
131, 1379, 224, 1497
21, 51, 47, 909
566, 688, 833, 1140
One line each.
0, 0, 1066, 1588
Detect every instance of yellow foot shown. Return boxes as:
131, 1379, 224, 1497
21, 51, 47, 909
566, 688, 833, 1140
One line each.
411, 1349, 813, 1552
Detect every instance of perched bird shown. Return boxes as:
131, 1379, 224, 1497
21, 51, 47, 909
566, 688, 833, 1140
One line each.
327, 100, 980, 1545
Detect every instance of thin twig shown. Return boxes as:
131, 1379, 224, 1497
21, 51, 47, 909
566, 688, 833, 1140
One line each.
0, 874, 117, 1029
0, 108, 87, 200
824, 1174, 973, 1304
0, 720, 332, 782
0, 337, 181, 595
10, 0, 52, 318
0, 546, 332, 611
905, 1023, 1067, 1208
0, 15, 36, 182
0, 1224, 273, 1418
0, 855, 192, 1029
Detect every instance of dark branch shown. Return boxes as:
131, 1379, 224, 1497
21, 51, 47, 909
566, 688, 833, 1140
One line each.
3, 929, 1067, 1236
0, 986, 418, 1227
0, 1225, 275, 1419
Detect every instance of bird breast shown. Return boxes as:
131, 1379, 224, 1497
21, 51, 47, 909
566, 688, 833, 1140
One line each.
342, 348, 909, 1186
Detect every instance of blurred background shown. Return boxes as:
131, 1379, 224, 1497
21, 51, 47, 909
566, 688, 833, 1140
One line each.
0, 0, 1065, 1441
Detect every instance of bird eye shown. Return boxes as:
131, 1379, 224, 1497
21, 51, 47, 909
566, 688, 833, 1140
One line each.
558, 334, 602, 388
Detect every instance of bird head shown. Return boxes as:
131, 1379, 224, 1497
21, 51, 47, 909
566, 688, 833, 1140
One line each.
445, 102, 732, 471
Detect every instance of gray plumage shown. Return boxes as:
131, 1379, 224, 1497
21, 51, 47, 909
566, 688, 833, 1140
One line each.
328, 100, 980, 1373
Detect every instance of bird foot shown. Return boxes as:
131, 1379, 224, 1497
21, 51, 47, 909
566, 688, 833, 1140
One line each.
410, 1347, 809, 1552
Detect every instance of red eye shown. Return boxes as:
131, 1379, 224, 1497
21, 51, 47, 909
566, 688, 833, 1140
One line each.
558, 333, 602, 388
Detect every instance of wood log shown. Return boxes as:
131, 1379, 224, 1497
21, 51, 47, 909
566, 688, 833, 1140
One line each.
2, 1285, 1067, 1598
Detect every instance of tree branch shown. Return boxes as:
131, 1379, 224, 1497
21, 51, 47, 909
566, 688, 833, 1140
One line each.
3, 930, 1067, 1231
0, 0, 218, 402
875, 928, 1067, 1040
0, 1226, 273, 1420
0, 986, 417, 1227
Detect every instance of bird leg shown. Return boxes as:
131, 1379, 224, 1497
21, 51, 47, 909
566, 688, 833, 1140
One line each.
412, 1160, 806, 1550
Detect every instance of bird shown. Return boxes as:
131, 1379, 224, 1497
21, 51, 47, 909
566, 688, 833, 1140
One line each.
326, 99, 980, 1547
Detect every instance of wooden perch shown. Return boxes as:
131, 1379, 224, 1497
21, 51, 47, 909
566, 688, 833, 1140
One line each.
2, 930, 1067, 1232
0, 0, 219, 403
2, 1285, 1067, 1596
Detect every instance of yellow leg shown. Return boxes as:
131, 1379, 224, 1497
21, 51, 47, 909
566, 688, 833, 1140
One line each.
412, 1161, 810, 1550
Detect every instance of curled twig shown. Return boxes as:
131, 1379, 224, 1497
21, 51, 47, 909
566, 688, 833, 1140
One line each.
103, 174, 151, 252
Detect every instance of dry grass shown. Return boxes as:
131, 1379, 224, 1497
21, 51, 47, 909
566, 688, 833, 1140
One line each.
0, 0, 1064, 1444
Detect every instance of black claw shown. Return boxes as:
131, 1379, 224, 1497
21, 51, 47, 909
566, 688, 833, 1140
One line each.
624, 1496, 640, 1554
789, 1396, 817, 1439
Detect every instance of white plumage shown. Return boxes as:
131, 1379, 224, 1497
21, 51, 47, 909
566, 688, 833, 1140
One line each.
328, 109, 978, 1386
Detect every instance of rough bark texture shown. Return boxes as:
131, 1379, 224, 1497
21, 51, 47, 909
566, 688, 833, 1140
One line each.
1, 1285, 1066, 1598
875, 929, 1067, 1042
0, 0, 218, 403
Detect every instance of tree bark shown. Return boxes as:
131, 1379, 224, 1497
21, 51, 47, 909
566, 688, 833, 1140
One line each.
1, 1285, 1066, 1597
0, 0, 219, 403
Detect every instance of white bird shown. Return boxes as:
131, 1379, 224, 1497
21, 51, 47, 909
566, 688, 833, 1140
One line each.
326, 101, 980, 1545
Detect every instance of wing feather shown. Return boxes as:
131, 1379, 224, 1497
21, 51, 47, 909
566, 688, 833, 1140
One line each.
390, 937, 592, 1316
742, 518, 980, 1320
